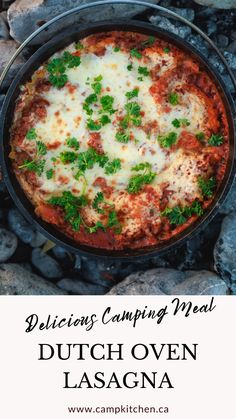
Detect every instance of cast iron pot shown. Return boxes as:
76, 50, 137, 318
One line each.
0, 20, 235, 259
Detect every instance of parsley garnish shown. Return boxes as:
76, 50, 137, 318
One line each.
208, 134, 223, 146
196, 132, 205, 141
127, 64, 133, 71
162, 200, 204, 225
75, 42, 84, 50
115, 131, 130, 143
66, 137, 80, 150
37, 141, 47, 156
62, 51, 81, 68
26, 128, 37, 140
46, 169, 54, 179
91, 75, 103, 95
123, 102, 142, 127
125, 88, 139, 100
130, 48, 142, 59
169, 92, 179, 105
47, 52, 80, 87
60, 151, 77, 164
127, 162, 156, 194
138, 66, 149, 76
104, 158, 121, 175
113, 46, 120, 52
85, 93, 97, 105
19, 159, 45, 176
92, 192, 106, 214
48, 191, 87, 231
163, 47, 170, 53
171, 118, 190, 128
87, 119, 102, 131
107, 211, 122, 234
198, 176, 217, 198
142, 36, 155, 47
99, 115, 111, 126
100, 95, 115, 114
158, 132, 178, 148
77, 148, 108, 173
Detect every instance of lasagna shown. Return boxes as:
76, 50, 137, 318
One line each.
10, 31, 229, 250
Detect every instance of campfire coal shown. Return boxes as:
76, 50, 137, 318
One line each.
0, 0, 236, 295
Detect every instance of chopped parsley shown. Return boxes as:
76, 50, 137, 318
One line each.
87, 119, 102, 131
46, 169, 54, 179
125, 88, 139, 100
130, 48, 142, 59
47, 52, 80, 87
100, 95, 115, 114
84, 93, 97, 105
142, 36, 155, 47
169, 92, 179, 106
158, 132, 178, 148
66, 137, 80, 150
127, 64, 133, 71
115, 131, 130, 143
162, 200, 204, 225
77, 148, 108, 173
123, 102, 142, 127
127, 162, 156, 194
75, 41, 84, 50
99, 114, 111, 126
26, 128, 37, 140
198, 176, 217, 198
92, 192, 106, 214
48, 191, 87, 231
91, 75, 103, 95
171, 118, 190, 128
196, 132, 205, 141
60, 151, 77, 164
37, 141, 47, 156
19, 159, 45, 176
113, 46, 120, 52
104, 158, 121, 175
208, 134, 224, 146
138, 66, 149, 76
62, 51, 81, 68
163, 47, 170, 53
107, 211, 122, 234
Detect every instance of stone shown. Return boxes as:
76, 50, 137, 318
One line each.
206, 20, 217, 36
167, 7, 195, 22
7, 0, 158, 44
214, 212, 236, 288
0, 228, 18, 262
227, 40, 236, 54
0, 263, 66, 295
57, 278, 107, 295
194, 1, 236, 8
224, 51, 236, 70
107, 268, 185, 295
0, 12, 10, 40
215, 34, 229, 49
52, 245, 71, 260
219, 176, 236, 214
171, 271, 228, 295
31, 248, 63, 278
187, 34, 209, 57
0, 40, 25, 89
149, 16, 191, 38
8, 208, 35, 244
29, 231, 47, 247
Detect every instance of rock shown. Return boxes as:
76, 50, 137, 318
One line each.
227, 40, 236, 54
149, 16, 191, 39
208, 52, 225, 74
8, 208, 35, 244
31, 248, 63, 279
30, 231, 47, 247
214, 212, 236, 287
171, 271, 228, 295
206, 20, 217, 36
0, 228, 18, 262
0, 263, 65, 295
57, 278, 107, 295
0, 12, 10, 40
0, 40, 25, 89
167, 7, 195, 22
187, 34, 209, 57
108, 268, 228, 295
7, 0, 157, 44
224, 51, 236, 70
219, 176, 236, 214
231, 31, 236, 40
194, 1, 236, 8
107, 268, 185, 295
215, 34, 229, 49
